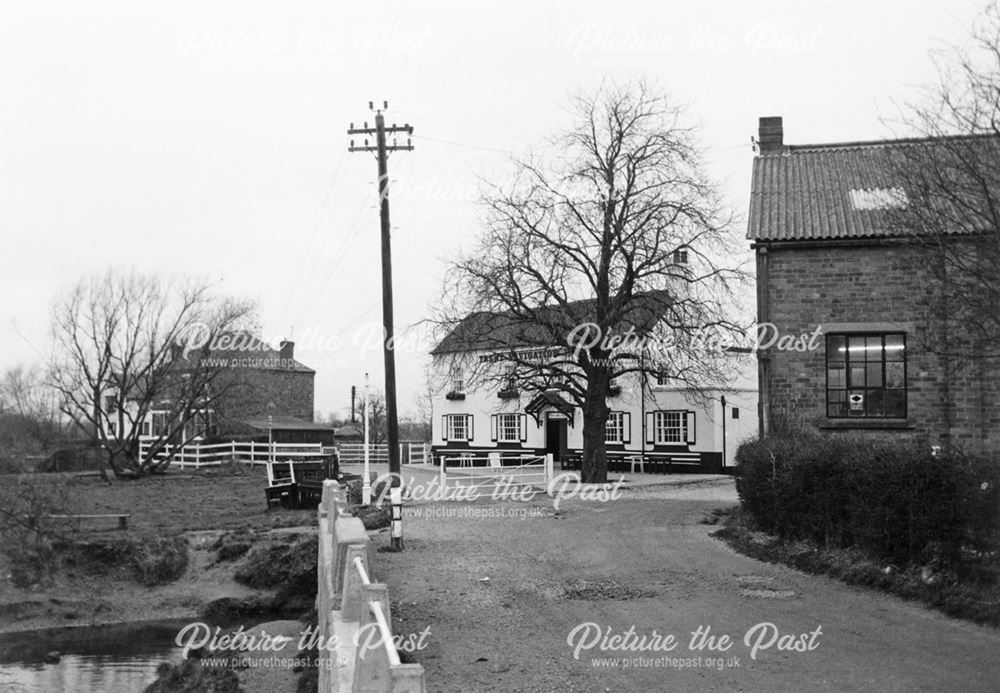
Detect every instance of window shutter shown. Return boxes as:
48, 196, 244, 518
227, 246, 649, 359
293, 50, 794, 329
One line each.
519, 414, 527, 442
686, 411, 696, 445
490, 414, 498, 442
467, 415, 474, 441
441, 415, 447, 441
646, 412, 655, 445
622, 412, 631, 444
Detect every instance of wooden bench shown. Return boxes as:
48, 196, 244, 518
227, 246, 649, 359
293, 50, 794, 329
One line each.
43, 514, 130, 531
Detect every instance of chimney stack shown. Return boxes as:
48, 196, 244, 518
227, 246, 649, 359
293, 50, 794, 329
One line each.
279, 339, 295, 361
758, 116, 784, 153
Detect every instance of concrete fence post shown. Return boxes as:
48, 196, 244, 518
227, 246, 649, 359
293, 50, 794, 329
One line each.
389, 664, 428, 693
340, 544, 370, 622
544, 453, 554, 495
353, 584, 393, 693
322, 479, 341, 519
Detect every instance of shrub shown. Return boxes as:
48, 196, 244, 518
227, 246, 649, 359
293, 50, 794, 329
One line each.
64, 535, 189, 586
735, 435, 1000, 573
0, 475, 70, 586
346, 473, 399, 506
144, 660, 244, 693
131, 536, 189, 585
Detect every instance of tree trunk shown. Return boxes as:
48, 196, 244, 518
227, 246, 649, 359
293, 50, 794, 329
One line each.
108, 448, 141, 479
580, 374, 610, 484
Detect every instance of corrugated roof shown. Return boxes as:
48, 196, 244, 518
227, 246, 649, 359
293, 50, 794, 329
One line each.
747, 134, 999, 242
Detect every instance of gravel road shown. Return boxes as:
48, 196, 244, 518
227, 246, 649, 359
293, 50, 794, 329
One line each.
371, 476, 1000, 692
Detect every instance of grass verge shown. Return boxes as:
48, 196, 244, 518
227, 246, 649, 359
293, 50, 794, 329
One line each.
713, 508, 1000, 628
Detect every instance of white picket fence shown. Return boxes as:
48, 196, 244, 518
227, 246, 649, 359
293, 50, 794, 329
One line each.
338, 441, 430, 466
139, 440, 328, 469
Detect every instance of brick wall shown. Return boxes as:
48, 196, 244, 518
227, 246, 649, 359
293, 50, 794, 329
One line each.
214, 368, 315, 423
758, 241, 999, 455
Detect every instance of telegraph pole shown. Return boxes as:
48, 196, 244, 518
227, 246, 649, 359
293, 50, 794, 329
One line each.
348, 102, 413, 497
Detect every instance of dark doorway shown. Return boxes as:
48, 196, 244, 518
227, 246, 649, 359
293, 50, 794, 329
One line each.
545, 418, 568, 463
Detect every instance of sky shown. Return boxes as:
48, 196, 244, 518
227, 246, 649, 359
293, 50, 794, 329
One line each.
0, 0, 990, 421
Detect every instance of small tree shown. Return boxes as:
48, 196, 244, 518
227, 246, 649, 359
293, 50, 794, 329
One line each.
439, 81, 747, 483
49, 269, 256, 478
362, 388, 388, 445
0, 363, 65, 455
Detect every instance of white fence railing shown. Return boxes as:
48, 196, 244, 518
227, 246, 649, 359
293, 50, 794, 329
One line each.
338, 441, 430, 466
439, 453, 554, 496
140, 440, 328, 469
317, 481, 426, 692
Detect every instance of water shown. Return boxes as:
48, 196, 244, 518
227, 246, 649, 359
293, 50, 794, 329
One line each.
0, 620, 187, 693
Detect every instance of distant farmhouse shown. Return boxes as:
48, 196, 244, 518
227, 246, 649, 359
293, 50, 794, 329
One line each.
749, 117, 999, 453
103, 334, 334, 446
430, 296, 757, 474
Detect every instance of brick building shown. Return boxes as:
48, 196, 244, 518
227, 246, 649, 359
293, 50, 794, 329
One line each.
103, 333, 333, 445
749, 117, 1000, 454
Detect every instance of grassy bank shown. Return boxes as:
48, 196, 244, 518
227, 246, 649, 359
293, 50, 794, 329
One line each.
713, 508, 1000, 628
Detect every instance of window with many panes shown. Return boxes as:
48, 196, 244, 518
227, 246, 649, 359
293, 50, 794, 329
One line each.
826, 333, 906, 418
449, 367, 464, 393
653, 411, 686, 444
445, 414, 472, 441
497, 413, 521, 442
151, 412, 169, 437
605, 411, 624, 443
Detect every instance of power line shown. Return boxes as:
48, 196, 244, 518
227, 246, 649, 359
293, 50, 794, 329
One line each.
279, 149, 348, 324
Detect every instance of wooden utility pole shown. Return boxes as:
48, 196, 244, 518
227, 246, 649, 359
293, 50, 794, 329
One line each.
348, 102, 413, 492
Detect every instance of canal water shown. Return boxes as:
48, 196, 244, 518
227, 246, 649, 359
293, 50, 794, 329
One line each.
0, 620, 187, 693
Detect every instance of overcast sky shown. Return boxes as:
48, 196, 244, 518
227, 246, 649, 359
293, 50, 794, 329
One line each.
0, 0, 989, 421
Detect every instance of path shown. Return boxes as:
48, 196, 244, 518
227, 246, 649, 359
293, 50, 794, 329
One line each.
363, 475, 1000, 692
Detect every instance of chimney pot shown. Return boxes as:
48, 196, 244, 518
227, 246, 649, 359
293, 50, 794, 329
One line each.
758, 116, 784, 153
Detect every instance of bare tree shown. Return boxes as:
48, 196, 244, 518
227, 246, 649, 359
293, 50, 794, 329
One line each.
414, 365, 435, 443
362, 388, 388, 445
49, 269, 256, 478
438, 81, 747, 483
0, 363, 64, 453
890, 5, 1000, 362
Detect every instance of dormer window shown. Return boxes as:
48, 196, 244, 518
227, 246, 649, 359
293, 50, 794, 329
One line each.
672, 247, 689, 265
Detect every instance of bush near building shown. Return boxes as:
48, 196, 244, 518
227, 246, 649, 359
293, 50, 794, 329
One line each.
734, 435, 1000, 575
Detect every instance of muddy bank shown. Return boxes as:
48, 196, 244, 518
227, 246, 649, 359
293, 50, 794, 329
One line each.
0, 528, 318, 635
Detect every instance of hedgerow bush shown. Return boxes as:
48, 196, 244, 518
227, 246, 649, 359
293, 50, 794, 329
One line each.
735, 434, 1000, 573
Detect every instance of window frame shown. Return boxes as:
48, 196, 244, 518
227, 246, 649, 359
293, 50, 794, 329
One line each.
653, 411, 685, 445
496, 413, 521, 443
825, 332, 907, 419
443, 414, 473, 442
605, 411, 631, 444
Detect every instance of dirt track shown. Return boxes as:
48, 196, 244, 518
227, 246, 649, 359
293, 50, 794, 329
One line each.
371, 477, 1000, 693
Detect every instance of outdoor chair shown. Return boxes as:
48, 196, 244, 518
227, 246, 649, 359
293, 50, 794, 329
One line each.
626, 455, 646, 474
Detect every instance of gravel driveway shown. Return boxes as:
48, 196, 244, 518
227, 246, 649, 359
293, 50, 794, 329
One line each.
370, 474, 1000, 692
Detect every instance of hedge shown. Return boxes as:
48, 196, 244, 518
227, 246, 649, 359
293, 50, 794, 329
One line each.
734, 434, 1000, 571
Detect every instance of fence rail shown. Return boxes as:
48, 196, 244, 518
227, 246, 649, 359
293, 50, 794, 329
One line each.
338, 441, 430, 466
317, 481, 426, 692
139, 440, 328, 469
